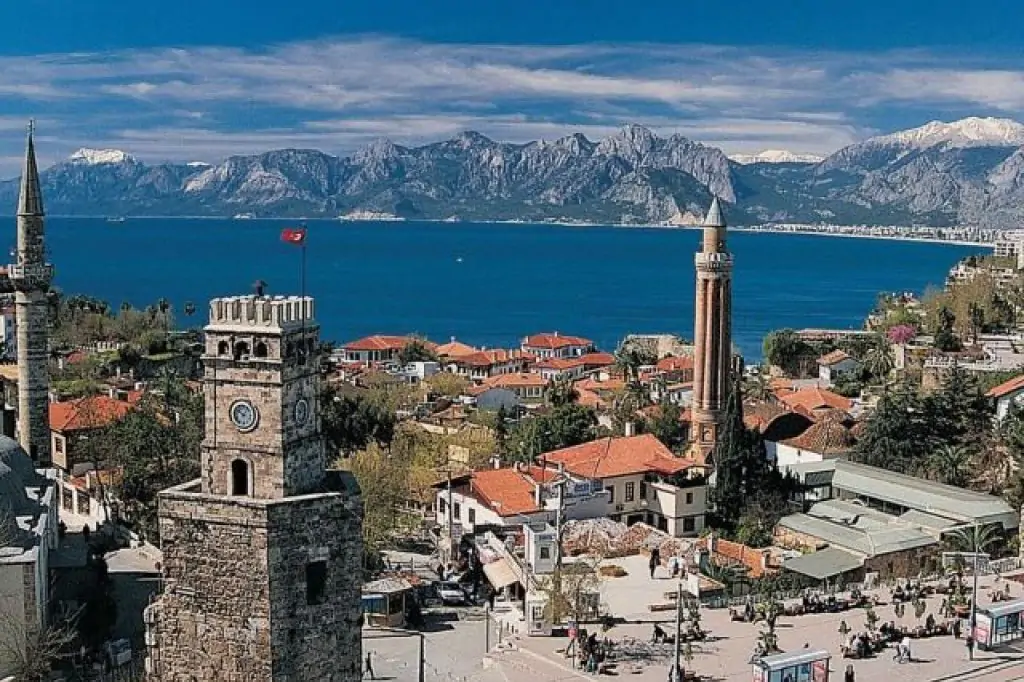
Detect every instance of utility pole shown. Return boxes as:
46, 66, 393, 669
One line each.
554, 476, 565, 570
418, 632, 425, 682
672, 579, 683, 682
969, 522, 980, 660
446, 467, 455, 566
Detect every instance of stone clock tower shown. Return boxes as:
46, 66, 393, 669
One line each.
144, 294, 364, 682
690, 197, 733, 464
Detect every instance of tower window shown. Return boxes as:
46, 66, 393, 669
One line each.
217, 341, 229, 356
254, 341, 268, 358
306, 561, 327, 605
233, 341, 250, 361
230, 459, 250, 496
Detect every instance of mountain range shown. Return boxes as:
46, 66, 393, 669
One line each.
6, 116, 1024, 228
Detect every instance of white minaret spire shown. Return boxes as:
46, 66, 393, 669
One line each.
10, 122, 53, 462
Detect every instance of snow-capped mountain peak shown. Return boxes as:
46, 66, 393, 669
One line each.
68, 148, 134, 165
870, 117, 1024, 149
186, 161, 211, 168
729, 149, 824, 165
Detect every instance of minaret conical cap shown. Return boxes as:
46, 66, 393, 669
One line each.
702, 196, 725, 228
17, 126, 44, 217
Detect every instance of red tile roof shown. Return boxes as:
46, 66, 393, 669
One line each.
701, 538, 773, 578
469, 373, 548, 395
657, 356, 694, 372
575, 377, 626, 393
343, 335, 435, 352
50, 395, 134, 432
534, 357, 585, 371
469, 468, 541, 517
578, 352, 616, 367
523, 333, 593, 350
543, 434, 693, 479
988, 373, 1024, 399
818, 349, 853, 366
455, 349, 527, 368
778, 387, 852, 413
435, 339, 477, 357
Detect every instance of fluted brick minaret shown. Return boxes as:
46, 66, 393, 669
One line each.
10, 124, 53, 463
690, 197, 732, 463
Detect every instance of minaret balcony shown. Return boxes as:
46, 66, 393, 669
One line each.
8, 263, 53, 284
695, 252, 733, 271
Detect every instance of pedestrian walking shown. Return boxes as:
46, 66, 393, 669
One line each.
844, 664, 855, 682
966, 634, 975, 659
649, 556, 657, 579
364, 652, 375, 680
953, 618, 962, 639
901, 636, 912, 663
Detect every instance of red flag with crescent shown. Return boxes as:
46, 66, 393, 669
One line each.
281, 227, 307, 245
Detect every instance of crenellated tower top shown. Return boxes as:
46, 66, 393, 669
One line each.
206, 295, 315, 333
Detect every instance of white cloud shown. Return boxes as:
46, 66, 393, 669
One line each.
0, 37, 1021, 170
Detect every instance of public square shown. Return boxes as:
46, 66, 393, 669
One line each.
375, 552, 1024, 682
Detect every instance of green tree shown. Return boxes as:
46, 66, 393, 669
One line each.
928, 443, 973, 487
94, 382, 203, 540
762, 329, 814, 377
648, 402, 687, 452
863, 337, 895, 384
946, 523, 1004, 558
852, 383, 930, 473
505, 403, 599, 463
709, 376, 772, 531
341, 442, 412, 568
398, 338, 438, 364
321, 383, 397, 457
741, 369, 774, 403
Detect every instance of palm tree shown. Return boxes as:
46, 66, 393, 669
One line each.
157, 298, 172, 332
928, 443, 973, 487
742, 369, 773, 403
183, 301, 196, 318
864, 338, 895, 384
946, 523, 1003, 556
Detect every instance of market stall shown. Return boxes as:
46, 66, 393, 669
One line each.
974, 598, 1024, 650
752, 649, 830, 682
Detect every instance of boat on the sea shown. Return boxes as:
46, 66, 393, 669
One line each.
106, 216, 126, 223
233, 213, 255, 220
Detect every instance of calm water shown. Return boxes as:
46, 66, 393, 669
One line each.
39, 218, 980, 359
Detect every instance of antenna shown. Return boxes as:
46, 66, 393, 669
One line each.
27, 119, 35, 136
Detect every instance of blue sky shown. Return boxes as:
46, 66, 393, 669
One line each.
1, 0, 1024, 173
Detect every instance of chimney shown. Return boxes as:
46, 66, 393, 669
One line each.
534, 483, 542, 506
624, 421, 636, 437
707, 532, 715, 553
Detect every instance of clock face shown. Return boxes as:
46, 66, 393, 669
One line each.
295, 398, 310, 425
230, 400, 259, 432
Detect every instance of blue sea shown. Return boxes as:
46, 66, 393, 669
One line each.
40, 218, 980, 360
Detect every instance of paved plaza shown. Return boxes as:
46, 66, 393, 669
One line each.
386, 553, 1024, 682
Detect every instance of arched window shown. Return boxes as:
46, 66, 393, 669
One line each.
254, 341, 268, 358
231, 459, 250, 496
233, 341, 250, 361
217, 341, 229, 355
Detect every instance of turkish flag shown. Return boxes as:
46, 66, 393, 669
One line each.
281, 227, 307, 245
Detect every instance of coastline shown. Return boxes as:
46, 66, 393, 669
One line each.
43, 214, 995, 248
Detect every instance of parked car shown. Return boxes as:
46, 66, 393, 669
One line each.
437, 581, 468, 605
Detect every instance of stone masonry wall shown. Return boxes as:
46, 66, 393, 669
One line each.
146, 484, 363, 682
266, 491, 363, 681
146, 490, 273, 681
16, 289, 50, 463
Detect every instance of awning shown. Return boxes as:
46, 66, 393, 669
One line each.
483, 559, 519, 590
782, 547, 864, 581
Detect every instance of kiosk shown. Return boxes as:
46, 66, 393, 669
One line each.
974, 598, 1024, 650
752, 649, 830, 682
